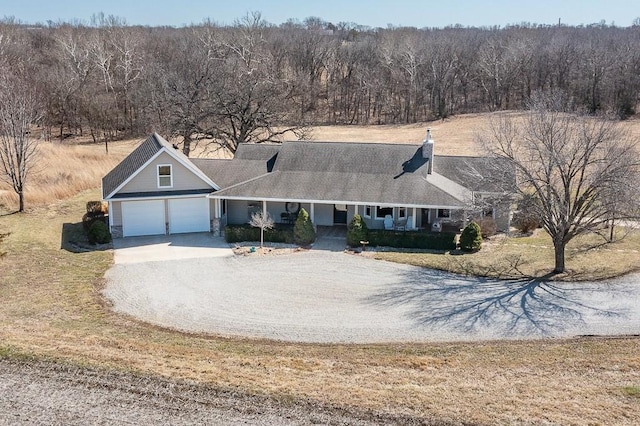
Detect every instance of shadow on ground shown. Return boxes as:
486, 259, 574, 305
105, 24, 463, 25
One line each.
367, 268, 627, 338
61, 222, 112, 253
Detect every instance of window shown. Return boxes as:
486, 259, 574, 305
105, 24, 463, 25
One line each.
398, 207, 407, 219
482, 207, 494, 218
437, 209, 450, 219
157, 165, 173, 188
375, 206, 393, 220
364, 205, 372, 218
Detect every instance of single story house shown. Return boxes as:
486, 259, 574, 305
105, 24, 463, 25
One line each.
102, 130, 513, 238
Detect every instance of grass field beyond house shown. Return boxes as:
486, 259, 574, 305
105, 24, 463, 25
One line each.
0, 138, 139, 212
0, 190, 639, 424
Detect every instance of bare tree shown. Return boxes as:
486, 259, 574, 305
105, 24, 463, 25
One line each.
209, 12, 308, 155
480, 91, 640, 274
0, 69, 43, 212
249, 209, 274, 248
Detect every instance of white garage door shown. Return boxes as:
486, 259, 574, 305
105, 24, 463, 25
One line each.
122, 200, 166, 237
168, 198, 210, 234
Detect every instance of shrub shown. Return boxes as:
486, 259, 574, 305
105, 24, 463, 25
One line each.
82, 212, 108, 232
86, 200, 108, 214
367, 230, 457, 250
513, 215, 540, 234
87, 220, 111, 244
224, 224, 294, 244
474, 217, 497, 238
293, 208, 316, 246
347, 214, 368, 247
513, 194, 541, 233
460, 221, 482, 252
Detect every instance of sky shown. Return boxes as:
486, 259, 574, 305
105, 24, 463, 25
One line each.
3, 0, 639, 28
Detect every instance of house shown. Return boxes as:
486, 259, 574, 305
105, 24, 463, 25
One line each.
102, 130, 513, 238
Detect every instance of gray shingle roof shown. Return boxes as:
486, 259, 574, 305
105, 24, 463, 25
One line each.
190, 158, 270, 189
435, 155, 515, 193
233, 143, 281, 161
212, 169, 466, 207
102, 133, 165, 198
104, 136, 512, 207
273, 141, 428, 174
208, 141, 481, 207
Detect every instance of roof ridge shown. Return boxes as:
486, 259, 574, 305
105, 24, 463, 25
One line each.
282, 140, 422, 147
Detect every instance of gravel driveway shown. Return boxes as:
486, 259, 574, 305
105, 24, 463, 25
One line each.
104, 234, 640, 343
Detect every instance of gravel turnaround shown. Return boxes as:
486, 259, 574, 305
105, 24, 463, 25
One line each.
0, 360, 420, 426
104, 236, 640, 344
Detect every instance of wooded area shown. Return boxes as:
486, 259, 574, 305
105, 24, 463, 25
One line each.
1, 13, 639, 153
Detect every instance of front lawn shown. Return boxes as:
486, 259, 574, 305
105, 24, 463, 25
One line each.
370, 228, 640, 281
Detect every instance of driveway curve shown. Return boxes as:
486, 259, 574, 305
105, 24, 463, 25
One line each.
103, 235, 640, 344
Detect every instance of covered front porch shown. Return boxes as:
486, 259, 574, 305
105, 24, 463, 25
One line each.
208, 196, 468, 235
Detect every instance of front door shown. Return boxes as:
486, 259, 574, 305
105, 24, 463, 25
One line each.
421, 208, 430, 228
333, 204, 348, 224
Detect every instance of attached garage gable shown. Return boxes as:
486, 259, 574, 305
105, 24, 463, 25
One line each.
168, 198, 210, 234
122, 200, 166, 237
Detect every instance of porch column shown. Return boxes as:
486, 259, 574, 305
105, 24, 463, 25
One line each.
310, 202, 316, 230
411, 207, 417, 230
262, 199, 267, 215
354, 204, 359, 216
108, 201, 113, 230
212, 198, 221, 236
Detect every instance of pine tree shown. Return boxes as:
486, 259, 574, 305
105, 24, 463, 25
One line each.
293, 208, 316, 246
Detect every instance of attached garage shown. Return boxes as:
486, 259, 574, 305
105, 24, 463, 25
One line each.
168, 197, 210, 234
122, 200, 166, 237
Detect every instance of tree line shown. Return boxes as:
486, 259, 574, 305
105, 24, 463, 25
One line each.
1, 13, 640, 154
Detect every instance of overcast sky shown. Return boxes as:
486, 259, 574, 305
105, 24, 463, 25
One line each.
4, 0, 639, 28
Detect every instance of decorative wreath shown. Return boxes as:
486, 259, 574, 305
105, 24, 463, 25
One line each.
285, 202, 301, 214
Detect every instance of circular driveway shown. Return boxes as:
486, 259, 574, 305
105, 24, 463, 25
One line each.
103, 234, 640, 343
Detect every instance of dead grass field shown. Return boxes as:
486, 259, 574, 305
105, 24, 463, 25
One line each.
0, 190, 639, 424
309, 113, 493, 155
0, 138, 139, 212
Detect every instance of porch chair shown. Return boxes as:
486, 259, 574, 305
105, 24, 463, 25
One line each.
383, 214, 394, 230
405, 215, 415, 231
394, 218, 407, 231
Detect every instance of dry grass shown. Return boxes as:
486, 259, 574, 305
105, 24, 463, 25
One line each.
308, 114, 492, 156
371, 228, 640, 281
1, 190, 640, 424
0, 138, 139, 212
310, 112, 640, 156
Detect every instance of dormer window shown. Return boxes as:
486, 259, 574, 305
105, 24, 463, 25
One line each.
158, 164, 173, 188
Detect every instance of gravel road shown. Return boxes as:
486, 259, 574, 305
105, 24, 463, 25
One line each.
0, 360, 413, 425
103, 235, 640, 343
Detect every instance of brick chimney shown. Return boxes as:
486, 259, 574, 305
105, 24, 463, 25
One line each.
422, 127, 434, 174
